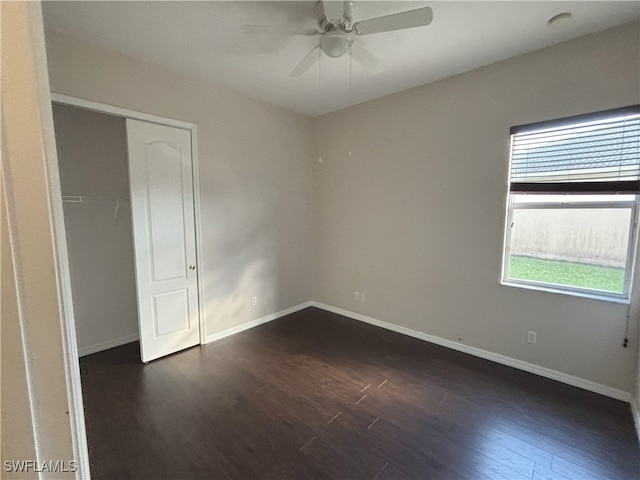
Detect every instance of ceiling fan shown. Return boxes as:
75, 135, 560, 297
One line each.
241, 1, 433, 77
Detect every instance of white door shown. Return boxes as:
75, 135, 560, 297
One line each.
126, 119, 200, 362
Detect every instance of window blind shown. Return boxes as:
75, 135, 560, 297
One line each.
509, 106, 640, 193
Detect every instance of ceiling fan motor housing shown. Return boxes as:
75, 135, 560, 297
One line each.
315, 1, 355, 32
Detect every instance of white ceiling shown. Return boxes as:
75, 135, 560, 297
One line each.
42, 1, 640, 117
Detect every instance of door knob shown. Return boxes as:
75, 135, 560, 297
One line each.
189, 264, 196, 270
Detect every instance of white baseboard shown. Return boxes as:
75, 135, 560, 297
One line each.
311, 302, 632, 403
78, 332, 139, 357
205, 301, 313, 344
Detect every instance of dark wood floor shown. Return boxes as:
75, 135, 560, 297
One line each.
80, 307, 639, 479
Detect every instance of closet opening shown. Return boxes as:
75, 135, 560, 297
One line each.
53, 103, 140, 358
51, 97, 204, 363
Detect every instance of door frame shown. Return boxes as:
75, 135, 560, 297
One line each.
51, 93, 207, 347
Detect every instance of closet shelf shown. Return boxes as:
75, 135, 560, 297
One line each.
62, 195, 126, 225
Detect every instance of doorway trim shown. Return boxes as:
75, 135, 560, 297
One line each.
51, 93, 207, 348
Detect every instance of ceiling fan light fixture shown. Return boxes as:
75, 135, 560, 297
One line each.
319, 32, 351, 57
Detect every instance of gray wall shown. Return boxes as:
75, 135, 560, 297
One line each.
2, 152, 38, 477
53, 104, 138, 354
313, 22, 640, 393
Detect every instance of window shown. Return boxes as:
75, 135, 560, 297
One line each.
502, 106, 640, 301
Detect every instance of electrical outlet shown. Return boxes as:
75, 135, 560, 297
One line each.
527, 331, 537, 344
251, 296, 257, 306
354, 291, 360, 300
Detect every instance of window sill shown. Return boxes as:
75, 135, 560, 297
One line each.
500, 280, 629, 304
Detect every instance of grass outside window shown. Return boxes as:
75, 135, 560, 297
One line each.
507, 255, 624, 294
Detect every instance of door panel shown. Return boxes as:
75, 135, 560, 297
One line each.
127, 119, 199, 362
153, 289, 190, 336
146, 141, 187, 281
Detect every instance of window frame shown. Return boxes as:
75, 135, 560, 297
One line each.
502, 106, 640, 302
502, 196, 638, 302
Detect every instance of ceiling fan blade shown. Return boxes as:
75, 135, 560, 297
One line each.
290, 46, 320, 77
350, 43, 383, 74
353, 7, 433, 36
321, 1, 344, 22
241, 25, 319, 36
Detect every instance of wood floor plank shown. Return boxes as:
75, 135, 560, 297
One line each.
532, 463, 572, 480
79, 307, 640, 479
482, 428, 554, 469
